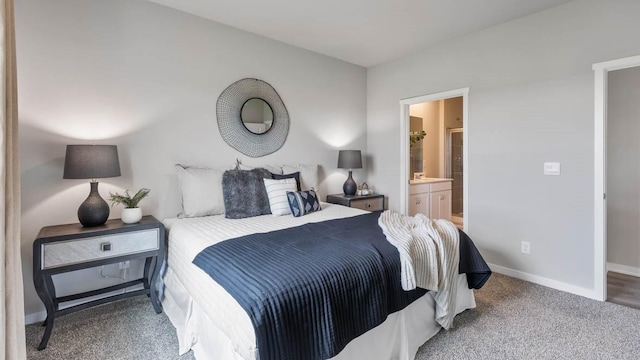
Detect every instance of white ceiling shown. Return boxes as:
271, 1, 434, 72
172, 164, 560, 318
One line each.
148, 0, 574, 67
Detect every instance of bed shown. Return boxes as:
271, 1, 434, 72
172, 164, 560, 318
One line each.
161, 202, 483, 360
160, 164, 490, 360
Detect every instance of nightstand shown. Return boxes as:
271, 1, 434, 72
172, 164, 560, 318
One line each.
326, 193, 385, 211
32, 216, 165, 350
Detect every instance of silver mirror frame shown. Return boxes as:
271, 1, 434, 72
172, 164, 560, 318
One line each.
216, 78, 289, 157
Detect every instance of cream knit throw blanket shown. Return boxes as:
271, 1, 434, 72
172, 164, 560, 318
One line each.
378, 210, 460, 329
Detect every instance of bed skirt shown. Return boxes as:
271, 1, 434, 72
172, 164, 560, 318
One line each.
161, 266, 476, 360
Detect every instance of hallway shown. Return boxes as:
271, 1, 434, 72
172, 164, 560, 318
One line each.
607, 272, 640, 310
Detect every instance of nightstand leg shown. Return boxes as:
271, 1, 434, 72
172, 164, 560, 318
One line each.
143, 257, 152, 290
38, 314, 55, 351
44, 276, 59, 311
149, 256, 162, 314
34, 274, 56, 350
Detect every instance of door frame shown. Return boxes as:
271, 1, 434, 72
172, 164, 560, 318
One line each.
399, 88, 469, 231
593, 54, 640, 301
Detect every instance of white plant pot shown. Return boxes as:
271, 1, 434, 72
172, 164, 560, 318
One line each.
121, 207, 142, 224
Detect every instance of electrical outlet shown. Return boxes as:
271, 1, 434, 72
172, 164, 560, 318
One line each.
119, 261, 130, 269
521, 241, 531, 255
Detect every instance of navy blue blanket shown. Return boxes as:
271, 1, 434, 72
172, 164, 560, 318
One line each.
193, 212, 490, 360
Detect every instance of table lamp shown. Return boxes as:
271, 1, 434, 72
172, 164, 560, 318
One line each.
337, 150, 362, 196
63, 145, 121, 227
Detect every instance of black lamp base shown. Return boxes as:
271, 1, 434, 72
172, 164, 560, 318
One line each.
78, 181, 110, 227
343, 170, 357, 196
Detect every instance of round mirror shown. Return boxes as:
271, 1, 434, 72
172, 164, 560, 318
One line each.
241, 98, 274, 134
217, 78, 289, 157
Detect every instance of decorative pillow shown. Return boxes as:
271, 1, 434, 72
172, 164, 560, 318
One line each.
222, 168, 273, 219
263, 178, 298, 216
272, 171, 301, 191
175, 165, 225, 218
287, 190, 322, 217
282, 164, 319, 193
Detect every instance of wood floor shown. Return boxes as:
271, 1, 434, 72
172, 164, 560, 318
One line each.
607, 271, 640, 310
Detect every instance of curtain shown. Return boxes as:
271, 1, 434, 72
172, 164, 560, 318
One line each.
0, 0, 26, 359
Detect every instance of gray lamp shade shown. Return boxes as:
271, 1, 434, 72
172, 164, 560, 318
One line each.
63, 145, 121, 179
337, 150, 362, 169
337, 150, 362, 196
63, 145, 121, 227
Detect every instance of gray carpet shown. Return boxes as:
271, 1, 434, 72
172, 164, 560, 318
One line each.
26, 273, 640, 360
26, 296, 195, 360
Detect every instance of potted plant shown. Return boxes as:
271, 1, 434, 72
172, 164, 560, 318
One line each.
108, 188, 150, 224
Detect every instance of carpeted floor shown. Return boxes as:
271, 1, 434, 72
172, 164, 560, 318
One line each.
26, 296, 195, 360
26, 273, 640, 360
417, 274, 640, 360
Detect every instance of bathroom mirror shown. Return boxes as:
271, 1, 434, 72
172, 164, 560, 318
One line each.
241, 98, 274, 134
217, 78, 289, 157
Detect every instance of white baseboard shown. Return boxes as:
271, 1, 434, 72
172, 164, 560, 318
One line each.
488, 263, 600, 301
607, 262, 640, 277
25, 310, 47, 325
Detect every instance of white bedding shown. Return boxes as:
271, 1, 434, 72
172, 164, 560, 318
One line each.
161, 203, 476, 360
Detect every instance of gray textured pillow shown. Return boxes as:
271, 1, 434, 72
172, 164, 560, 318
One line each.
223, 168, 273, 219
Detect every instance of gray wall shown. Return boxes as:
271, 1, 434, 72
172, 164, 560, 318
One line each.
607, 66, 640, 271
367, 0, 640, 291
17, 0, 366, 319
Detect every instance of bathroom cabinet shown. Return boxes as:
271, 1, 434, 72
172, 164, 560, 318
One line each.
409, 191, 429, 218
409, 179, 452, 220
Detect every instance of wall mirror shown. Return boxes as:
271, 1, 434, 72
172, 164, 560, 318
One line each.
217, 78, 289, 157
241, 98, 274, 134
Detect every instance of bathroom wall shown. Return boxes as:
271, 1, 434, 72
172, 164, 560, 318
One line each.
409, 101, 440, 178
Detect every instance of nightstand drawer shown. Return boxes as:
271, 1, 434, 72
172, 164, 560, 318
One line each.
41, 228, 159, 269
350, 197, 384, 211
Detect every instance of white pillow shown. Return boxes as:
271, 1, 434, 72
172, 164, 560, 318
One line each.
281, 164, 319, 192
176, 165, 225, 217
263, 178, 298, 216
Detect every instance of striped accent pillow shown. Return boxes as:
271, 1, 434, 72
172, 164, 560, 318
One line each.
263, 178, 298, 216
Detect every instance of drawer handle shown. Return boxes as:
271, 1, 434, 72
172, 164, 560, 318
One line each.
366, 203, 371, 208
100, 242, 112, 252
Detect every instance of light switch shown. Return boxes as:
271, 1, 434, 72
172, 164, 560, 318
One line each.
544, 162, 561, 176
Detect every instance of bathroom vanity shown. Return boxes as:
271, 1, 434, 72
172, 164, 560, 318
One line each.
409, 178, 452, 220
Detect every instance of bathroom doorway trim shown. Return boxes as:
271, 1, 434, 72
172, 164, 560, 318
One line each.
399, 87, 469, 232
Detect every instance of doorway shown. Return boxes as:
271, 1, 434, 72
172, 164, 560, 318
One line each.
593, 54, 640, 302
399, 88, 469, 232
603, 65, 640, 309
